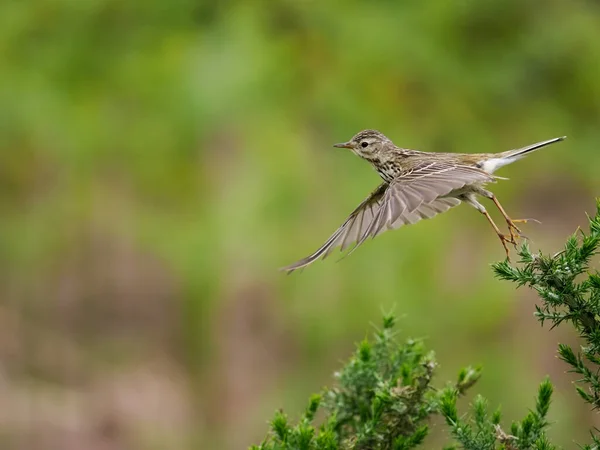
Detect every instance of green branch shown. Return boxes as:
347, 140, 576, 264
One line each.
493, 199, 600, 420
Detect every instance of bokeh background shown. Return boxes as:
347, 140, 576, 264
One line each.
2, 1, 600, 449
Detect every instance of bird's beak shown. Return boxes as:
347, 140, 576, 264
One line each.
333, 142, 352, 149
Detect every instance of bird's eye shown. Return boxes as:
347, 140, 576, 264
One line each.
361, 141, 369, 148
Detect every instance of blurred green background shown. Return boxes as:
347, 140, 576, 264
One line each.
2, 0, 600, 448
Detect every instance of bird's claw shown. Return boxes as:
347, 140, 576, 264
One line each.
513, 218, 542, 225
505, 218, 535, 244
502, 217, 539, 256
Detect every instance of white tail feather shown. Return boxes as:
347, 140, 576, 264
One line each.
479, 136, 566, 174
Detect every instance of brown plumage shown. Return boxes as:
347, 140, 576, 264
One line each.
282, 130, 566, 273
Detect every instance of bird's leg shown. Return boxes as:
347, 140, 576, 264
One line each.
476, 189, 530, 243
481, 210, 516, 260
489, 195, 526, 243
461, 194, 516, 260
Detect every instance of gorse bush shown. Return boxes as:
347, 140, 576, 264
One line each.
253, 200, 600, 449
440, 379, 555, 450
251, 314, 557, 450
251, 313, 483, 450
493, 199, 600, 449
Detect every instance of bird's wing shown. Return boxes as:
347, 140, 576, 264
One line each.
280, 183, 387, 273
375, 196, 461, 235
354, 161, 494, 247
281, 162, 494, 273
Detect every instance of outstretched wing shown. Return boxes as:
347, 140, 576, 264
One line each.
353, 161, 495, 247
281, 161, 494, 273
280, 183, 388, 273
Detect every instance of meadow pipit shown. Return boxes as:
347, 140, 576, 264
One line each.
282, 130, 566, 273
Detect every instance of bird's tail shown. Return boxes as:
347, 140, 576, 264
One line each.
480, 136, 566, 174
497, 136, 566, 161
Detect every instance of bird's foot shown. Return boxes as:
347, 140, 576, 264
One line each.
505, 218, 536, 244
511, 218, 542, 226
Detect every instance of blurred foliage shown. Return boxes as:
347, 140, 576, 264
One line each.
253, 315, 481, 450
2, 0, 600, 449
253, 315, 556, 450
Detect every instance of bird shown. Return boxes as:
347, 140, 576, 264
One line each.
281, 130, 566, 273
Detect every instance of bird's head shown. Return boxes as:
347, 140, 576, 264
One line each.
333, 129, 392, 159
